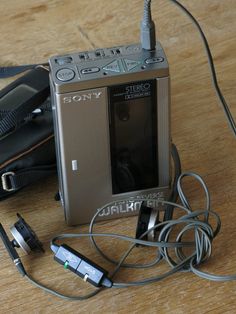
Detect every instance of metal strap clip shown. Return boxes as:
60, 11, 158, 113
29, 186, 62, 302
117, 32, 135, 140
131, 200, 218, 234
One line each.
1, 171, 15, 192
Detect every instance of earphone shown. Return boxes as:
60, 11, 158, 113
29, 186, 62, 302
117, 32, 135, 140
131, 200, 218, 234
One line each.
0, 171, 228, 301
0, 213, 43, 277
2, 168, 236, 301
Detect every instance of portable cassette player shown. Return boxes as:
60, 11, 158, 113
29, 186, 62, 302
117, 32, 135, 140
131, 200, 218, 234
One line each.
2, 0, 236, 303
49, 43, 171, 225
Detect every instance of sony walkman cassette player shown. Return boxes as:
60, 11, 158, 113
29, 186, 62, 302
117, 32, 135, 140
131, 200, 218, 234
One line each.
2, 0, 236, 303
49, 43, 171, 225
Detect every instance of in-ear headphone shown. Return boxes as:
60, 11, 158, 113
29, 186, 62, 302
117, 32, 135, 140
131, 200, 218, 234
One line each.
135, 202, 160, 242
0, 213, 44, 277
0, 174, 229, 302
9, 213, 44, 254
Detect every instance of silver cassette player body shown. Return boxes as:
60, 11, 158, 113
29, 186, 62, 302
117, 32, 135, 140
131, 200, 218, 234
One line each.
49, 43, 171, 225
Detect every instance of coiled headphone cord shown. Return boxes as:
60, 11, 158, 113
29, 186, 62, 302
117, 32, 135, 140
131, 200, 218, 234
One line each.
25, 170, 226, 300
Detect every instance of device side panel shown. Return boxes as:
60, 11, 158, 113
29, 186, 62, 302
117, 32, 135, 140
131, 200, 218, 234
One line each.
157, 77, 171, 186
50, 75, 66, 210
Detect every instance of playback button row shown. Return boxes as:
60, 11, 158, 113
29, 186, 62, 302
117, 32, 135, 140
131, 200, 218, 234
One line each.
56, 57, 165, 81
79, 59, 143, 75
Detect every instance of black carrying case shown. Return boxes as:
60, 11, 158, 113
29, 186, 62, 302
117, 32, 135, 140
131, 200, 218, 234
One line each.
0, 67, 56, 200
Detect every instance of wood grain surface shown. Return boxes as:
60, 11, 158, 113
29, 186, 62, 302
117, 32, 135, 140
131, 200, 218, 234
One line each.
1, 0, 236, 313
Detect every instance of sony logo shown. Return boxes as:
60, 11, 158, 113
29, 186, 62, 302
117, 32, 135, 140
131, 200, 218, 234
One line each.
63, 91, 102, 103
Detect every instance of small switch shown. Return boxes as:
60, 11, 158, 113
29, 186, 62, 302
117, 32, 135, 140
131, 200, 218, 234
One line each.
55, 56, 73, 65
54, 245, 81, 273
72, 160, 78, 171
76, 260, 104, 285
81, 67, 100, 74
145, 57, 164, 64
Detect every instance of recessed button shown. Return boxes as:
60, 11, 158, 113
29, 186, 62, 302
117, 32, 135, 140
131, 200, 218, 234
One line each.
81, 67, 100, 74
56, 68, 75, 81
145, 57, 164, 64
123, 59, 141, 71
55, 56, 73, 65
103, 60, 121, 73
126, 45, 141, 53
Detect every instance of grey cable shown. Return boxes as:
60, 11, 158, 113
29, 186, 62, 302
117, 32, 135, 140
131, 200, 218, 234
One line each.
25, 274, 101, 301
51, 172, 222, 291
167, 0, 236, 136
88, 143, 181, 268
26, 172, 230, 299
141, 0, 156, 50
143, 0, 236, 136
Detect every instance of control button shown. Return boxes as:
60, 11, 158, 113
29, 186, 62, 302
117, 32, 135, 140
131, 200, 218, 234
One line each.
81, 67, 100, 74
76, 260, 104, 284
110, 48, 121, 55
126, 45, 141, 53
56, 68, 75, 81
145, 57, 164, 64
123, 59, 141, 71
103, 60, 121, 73
95, 50, 105, 57
79, 53, 89, 60
55, 56, 72, 65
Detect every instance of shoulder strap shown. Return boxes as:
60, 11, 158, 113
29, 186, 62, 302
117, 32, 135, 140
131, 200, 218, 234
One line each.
0, 164, 56, 200
0, 66, 50, 137
0, 63, 48, 79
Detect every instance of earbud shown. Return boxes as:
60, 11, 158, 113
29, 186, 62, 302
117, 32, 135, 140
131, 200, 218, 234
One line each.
135, 201, 160, 242
0, 213, 44, 276
10, 213, 44, 254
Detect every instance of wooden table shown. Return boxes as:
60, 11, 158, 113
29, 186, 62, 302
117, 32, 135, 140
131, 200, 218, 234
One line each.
1, 1, 236, 313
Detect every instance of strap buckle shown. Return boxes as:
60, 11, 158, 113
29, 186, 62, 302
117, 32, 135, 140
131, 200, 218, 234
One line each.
1, 172, 15, 192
